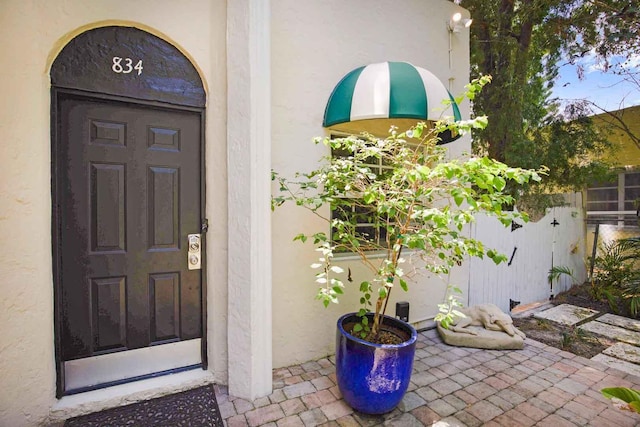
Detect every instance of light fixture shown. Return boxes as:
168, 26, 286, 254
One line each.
448, 12, 472, 33
447, 11, 473, 90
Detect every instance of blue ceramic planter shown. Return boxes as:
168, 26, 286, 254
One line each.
335, 312, 417, 414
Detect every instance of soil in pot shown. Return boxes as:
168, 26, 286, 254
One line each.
342, 318, 410, 345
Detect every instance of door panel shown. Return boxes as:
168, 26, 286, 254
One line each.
91, 163, 126, 252
150, 272, 181, 342
91, 276, 127, 352
57, 95, 202, 367
148, 166, 179, 250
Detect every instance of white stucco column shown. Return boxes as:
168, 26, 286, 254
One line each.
226, 0, 273, 399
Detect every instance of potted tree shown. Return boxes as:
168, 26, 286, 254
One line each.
272, 77, 543, 414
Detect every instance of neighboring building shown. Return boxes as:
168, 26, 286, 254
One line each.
592, 105, 640, 169
0, 1, 474, 425
585, 105, 640, 242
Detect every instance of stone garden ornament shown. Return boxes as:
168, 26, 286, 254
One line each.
437, 303, 526, 350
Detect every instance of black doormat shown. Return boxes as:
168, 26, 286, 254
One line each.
64, 385, 224, 427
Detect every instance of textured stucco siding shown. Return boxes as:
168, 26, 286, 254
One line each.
0, 1, 228, 425
270, 0, 472, 368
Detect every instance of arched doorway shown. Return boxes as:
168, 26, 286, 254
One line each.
50, 25, 206, 397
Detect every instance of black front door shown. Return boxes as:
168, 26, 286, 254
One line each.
55, 93, 203, 391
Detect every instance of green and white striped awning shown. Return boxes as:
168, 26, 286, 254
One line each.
323, 61, 462, 144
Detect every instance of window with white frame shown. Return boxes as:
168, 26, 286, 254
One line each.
330, 133, 426, 252
586, 170, 640, 225
330, 139, 390, 252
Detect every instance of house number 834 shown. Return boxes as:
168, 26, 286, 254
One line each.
112, 57, 143, 75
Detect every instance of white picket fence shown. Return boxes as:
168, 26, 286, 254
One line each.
467, 201, 587, 314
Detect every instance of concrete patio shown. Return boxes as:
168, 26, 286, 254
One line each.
215, 328, 640, 426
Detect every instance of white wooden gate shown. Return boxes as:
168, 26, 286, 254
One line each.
467, 204, 586, 313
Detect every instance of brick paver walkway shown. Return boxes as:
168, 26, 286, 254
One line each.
216, 329, 640, 426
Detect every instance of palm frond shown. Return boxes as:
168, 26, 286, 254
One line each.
548, 265, 576, 285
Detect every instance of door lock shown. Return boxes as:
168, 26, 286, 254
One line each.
187, 234, 201, 270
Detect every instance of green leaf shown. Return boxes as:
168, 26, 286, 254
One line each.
493, 176, 506, 191
602, 387, 640, 405
360, 281, 371, 292
399, 278, 408, 292
451, 188, 464, 207
363, 191, 375, 204
293, 234, 307, 243
487, 249, 507, 264
416, 165, 431, 178
353, 323, 363, 332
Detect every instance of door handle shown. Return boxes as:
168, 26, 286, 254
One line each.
188, 234, 201, 270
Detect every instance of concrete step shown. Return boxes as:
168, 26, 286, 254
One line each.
510, 300, 555, 318
603, 342, 640, 364
533, 303, 600, 326
596, 313, 640, 333
531, 304, 640, 377
579, 321, 640, 346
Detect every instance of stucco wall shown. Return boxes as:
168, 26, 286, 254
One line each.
592, 105, 640, 168
0, 1, 228, 425
0, 0, 472, 422
270, 0, 472, 368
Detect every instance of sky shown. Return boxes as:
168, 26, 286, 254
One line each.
552, 53, 640, 113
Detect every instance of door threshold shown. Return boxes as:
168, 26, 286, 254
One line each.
64, 364, 202, 396
51, 368, 216, 424
64, 338, 201, 393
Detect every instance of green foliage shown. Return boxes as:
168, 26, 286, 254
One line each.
602, 288, 619, 315
535, 318, 553, 331
463, 0, 625, 207
547, 265, 576, 287
561, 326, 592, 350
560, 330, 573, 350
593, 239, 637, 289
434, 286, 465, 330
602, 387, 640, 413
630, 295, 640, 318
591, 238, 640, 316
272, 78, 545, 341
353, 310, 371, 339
310, 242, 345, 308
